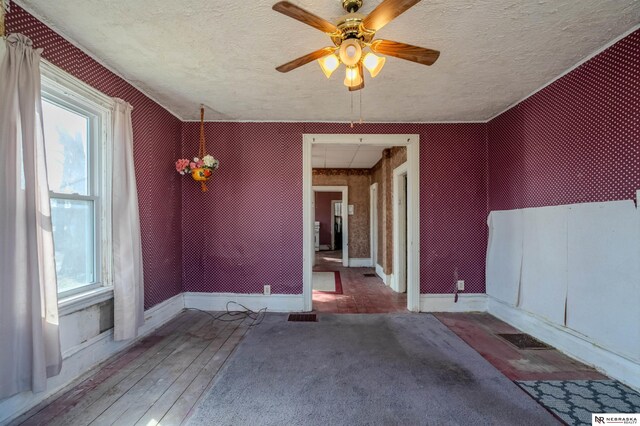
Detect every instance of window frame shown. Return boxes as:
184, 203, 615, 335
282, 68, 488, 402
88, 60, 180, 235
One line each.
40, 60, 115, 301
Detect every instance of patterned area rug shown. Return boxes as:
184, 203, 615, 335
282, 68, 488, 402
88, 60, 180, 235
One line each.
517, 380, 640, 425
312, 271, 343, 294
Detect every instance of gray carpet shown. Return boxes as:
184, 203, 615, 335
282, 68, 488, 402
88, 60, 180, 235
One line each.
187, 313, 559, 425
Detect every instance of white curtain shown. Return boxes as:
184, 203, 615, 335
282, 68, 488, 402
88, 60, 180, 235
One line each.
112, 99, 144, 340
0, 34, 62, 399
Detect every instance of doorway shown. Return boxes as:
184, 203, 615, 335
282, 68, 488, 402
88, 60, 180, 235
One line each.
303, 134, 420, 312
312, 186, 348, 267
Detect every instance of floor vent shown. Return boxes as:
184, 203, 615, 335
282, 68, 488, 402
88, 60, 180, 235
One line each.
363, 273, 377, 277
497, 333, 552, 350
288, 313, 317, 322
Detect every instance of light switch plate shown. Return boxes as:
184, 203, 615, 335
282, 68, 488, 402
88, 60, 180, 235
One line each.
348, 205, 354, 215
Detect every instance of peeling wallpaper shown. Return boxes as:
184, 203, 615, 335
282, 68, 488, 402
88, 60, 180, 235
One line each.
488, 29, 640, 210
7, 5, 183, 309
181, 122, 488, 295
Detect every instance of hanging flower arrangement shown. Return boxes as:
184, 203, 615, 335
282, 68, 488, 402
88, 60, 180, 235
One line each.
175, 106, 219, 192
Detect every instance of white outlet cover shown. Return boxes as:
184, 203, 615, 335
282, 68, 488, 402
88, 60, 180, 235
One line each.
264, 285, 271, 295
457, 280, 465, 291
348, 205, 354, 215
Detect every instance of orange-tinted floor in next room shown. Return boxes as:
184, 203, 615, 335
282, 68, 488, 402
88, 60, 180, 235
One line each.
312, 250, 407, 313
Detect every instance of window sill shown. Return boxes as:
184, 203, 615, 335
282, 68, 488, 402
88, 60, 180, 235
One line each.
58, 286, 114, 317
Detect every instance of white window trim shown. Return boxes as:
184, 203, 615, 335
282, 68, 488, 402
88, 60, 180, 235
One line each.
58, 286, 114, 317
41, 60, 116, 310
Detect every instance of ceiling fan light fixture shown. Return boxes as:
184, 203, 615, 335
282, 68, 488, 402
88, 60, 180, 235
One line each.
344, 66, 363, 88
272, 0, 441, 91
317, 53, 340, 78
339, 39, 362, 67
363, 52, 385, 78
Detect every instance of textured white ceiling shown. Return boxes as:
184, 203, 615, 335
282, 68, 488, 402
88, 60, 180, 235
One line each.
17, 0, 640, 121
312, 143, 385, 168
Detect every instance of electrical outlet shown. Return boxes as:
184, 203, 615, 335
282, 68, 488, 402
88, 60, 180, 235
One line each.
264, 285, 271, 295
456, 280, 465, 291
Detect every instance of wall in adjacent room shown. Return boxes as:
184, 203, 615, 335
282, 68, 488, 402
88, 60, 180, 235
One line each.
7, 5, 183, 309
371, 147, 408, 275
370, 158, 385, 268
313, 170, 371, 259
181, 122, 488, 295
314, 191, 342, 247
488, 29, 640, 211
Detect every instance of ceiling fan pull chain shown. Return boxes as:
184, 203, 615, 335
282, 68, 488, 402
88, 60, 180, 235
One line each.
350, 90, 354, 128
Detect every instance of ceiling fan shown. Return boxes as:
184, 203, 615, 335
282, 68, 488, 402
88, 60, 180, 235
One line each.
273, 0, 440, 91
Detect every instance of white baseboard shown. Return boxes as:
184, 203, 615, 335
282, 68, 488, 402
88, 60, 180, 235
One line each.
0, 293, 185, 425
319, 244, 331, 251
420, 294, 487, 312
375, 264, 392, 285
349, 258, 372, 267
140, 293, 186, 334
487, 297, 640, 391
183, 292, 304, 313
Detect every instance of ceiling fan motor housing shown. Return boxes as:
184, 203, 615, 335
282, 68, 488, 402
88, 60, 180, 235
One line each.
332, 11, 375, 47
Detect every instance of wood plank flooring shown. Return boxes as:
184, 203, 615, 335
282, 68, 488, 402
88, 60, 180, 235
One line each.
11, 310, 254, 426
435, 312, 608, 381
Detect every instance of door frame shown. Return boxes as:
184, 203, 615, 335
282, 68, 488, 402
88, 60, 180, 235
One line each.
313, 186, 348, 266
303, 134, 420, 312
392, 162, 408, 293
369, 182, 378, 269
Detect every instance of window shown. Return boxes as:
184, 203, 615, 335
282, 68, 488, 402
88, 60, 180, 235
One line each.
41, 61, 114, 298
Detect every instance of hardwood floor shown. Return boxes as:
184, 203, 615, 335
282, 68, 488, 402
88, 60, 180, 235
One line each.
313, 250, 407, 313
435, 312, 608, 381
11, 311, 254, 426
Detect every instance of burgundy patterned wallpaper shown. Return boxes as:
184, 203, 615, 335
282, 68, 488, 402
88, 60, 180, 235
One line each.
181, 122, 488, 295
17, 4, 635, 301
488, 29, 640, 211
7, 5, 183, 309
